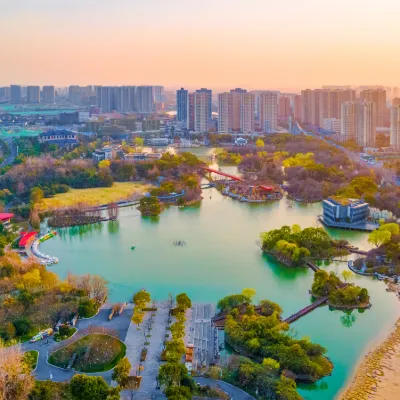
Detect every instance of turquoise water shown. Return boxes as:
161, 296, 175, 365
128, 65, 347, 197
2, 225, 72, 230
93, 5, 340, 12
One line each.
0, 129, 43, 138
41, 184, 399, 399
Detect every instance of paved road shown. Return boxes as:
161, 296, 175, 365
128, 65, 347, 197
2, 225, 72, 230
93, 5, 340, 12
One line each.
20, 305, 134, 382
193, 377, 256, 400
0, 137, 17, 167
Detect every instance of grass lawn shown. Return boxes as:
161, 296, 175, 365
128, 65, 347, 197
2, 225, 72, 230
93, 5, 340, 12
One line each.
24, 350, 38, 372
39, 182, 150, 211
48, 334, 126, 372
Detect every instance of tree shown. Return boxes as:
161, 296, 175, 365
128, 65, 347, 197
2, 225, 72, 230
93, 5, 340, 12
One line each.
69, 374, 113, 400
30, 187, 44, 205
98, 160, 111, 169
112, 357, 131, 386
242, 288, 256, 300
158, 362, 188, 387
176, 293, 191, 311
368, 229, 391, 247
341, 270, 353, 282
0, 342, 35, 400
256, 138, 265, 148
133, 289, 151, 306
275, 375, 302, 400
165, 385, 191, 400
134, 137, 144, 147
378, 223, 400, 235
165, 339, 186, 361
132, 310, 144, 328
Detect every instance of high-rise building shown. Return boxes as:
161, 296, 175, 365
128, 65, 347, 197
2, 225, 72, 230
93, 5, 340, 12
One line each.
301, 89, 312, 125
390, 105, 400, 150
136, 86, 154, 113
27, 86, 40, 103
194, 88, 212, 133
278, 96, 291, 119
153, 86, 164, 103
393, 98, 400, 107
341, 101, 376, 147
218, 92, 230, 133
0, 87, 10, 101
241, 93, 255, 134
42, 86, 55, 104
259, 91, 278, 132
218, 89, 254, 133
360, 89, 387, 127
311, 89, 321, 126
176, 88, 189, 126
188, 93, 195, 131
293, 95, 302, 121
10, 85, 22, 104
229, 88, 246, 132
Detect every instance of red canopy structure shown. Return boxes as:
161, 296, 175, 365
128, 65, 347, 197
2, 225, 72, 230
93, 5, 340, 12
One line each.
0, 212, 14, 222
19, 231, 38, 247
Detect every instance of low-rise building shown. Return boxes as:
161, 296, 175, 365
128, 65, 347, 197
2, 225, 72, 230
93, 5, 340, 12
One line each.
320, 196, 378, 231
92, 145, 123, 163
38, 130, 78, 148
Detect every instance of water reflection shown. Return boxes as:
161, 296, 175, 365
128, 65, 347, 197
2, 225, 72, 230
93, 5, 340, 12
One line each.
107, 220, 120, 235
261, 253, 309, 280
340, 311, 357, 328
56, 222, 104, 241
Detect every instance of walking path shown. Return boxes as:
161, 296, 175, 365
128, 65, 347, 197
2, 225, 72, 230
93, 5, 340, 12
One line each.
20, 304, 133, 382
124, 304, 169, 399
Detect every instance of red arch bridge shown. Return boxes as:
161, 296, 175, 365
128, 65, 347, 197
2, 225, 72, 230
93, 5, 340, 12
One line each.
202, 167, 274, 191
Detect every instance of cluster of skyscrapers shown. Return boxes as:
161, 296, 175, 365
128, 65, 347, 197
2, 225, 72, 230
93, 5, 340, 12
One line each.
94, 86, 163, 113
177, 88, 278, 134
0, 84, 164, 114
0, 85, 56, 104
298, 87, 400, 148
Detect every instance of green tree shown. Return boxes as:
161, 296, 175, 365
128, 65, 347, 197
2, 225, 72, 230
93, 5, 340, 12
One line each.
341, 270, 353, 282
368, 229, 391, 247
275, 375, 301, 400
165, 385, 192, 400
158, 362, 188, 387
134, 137, 144, 147
165, 339, 186, 361
176, 293, 192, 311
242, 288, 256, 300
112, 357, 131, 386
70, 374, 113, 400
379, 223, 400, 235
132, 310, 144, 328
133, 289, 151, 306
30, 187, 44, 205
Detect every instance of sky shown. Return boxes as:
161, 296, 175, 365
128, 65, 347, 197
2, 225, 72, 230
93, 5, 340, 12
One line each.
1, 0, 400, 92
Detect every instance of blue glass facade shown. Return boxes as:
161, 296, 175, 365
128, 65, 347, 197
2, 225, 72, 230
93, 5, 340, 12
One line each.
176, 88, 188, 123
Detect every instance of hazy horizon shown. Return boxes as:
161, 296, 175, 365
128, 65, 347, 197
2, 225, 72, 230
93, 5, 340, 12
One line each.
1, 0, 400, 90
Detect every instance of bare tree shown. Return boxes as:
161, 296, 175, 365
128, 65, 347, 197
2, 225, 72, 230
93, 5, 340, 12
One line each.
0, 342, 34, 400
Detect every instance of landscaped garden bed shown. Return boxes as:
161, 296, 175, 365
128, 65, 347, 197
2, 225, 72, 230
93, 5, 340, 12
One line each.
24, 350, 38, 372
48, 334, 126, 372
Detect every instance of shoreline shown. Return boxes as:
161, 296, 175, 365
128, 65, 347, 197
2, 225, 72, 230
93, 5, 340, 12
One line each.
338, 317, 400, 399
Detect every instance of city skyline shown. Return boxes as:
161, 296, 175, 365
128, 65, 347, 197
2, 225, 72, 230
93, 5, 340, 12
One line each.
2, 0, 400, 90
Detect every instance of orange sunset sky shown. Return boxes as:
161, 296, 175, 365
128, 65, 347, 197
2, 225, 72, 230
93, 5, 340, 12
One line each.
1, 0, 400, 92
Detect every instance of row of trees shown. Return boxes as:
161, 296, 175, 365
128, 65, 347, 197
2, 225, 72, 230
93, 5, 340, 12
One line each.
158, 293, 193, 400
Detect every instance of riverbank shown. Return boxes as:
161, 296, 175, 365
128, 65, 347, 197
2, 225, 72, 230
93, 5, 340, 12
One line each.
339, 317, 400, 400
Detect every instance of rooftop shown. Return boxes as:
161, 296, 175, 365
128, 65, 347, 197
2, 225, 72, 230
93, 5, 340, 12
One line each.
328, 196, 365, 207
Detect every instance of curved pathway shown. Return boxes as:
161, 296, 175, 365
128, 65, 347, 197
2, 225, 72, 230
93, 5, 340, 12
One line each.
20, 305, 133, 382
193, 377, 255, 400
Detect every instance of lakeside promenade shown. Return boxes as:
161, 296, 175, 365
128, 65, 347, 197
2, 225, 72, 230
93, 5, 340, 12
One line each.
340, 318, 400, 399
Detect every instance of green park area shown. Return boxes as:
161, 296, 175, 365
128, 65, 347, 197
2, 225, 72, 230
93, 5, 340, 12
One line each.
48, 334, 126, 372
39, 182, 150, 210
